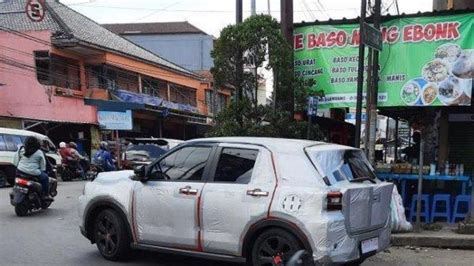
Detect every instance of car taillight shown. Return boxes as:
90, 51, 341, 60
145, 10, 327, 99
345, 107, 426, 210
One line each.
15, 178, 31, 186
327, 191, 343, 211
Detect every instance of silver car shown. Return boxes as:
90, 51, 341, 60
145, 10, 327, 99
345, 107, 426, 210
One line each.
78, 137, 392, 265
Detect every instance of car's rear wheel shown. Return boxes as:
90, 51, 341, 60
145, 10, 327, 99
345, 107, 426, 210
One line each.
251, 228, 305, 266
94, 209, 130, 261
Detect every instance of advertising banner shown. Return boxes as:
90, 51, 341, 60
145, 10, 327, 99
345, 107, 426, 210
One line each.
294, 13, 474, 109
97, 110, 133, 130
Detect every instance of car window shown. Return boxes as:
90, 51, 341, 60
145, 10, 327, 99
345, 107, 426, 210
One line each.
127, 144, 167, 159
0, 134, 7, 151
306, 148, 376, 183
213, 148, 258, 184
151, 146, 212, 181
4, 134, 23, 151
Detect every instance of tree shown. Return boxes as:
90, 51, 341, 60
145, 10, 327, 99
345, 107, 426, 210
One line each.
211, 15, 294, 110
207, 98, 323, 140
209, 15, 323, 140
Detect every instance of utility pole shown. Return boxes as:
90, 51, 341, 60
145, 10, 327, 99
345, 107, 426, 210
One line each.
354, 0, 367, 148
251, 0, 256, 16
364, 48, 373, 156
267, 0, 271, 15
368, 0, 381, 164
236, 0, 243, 105
280, 0, 294, 117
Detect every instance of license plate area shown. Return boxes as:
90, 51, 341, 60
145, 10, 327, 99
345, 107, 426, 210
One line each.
14, 186, 29, 194
361, 237, 378, 254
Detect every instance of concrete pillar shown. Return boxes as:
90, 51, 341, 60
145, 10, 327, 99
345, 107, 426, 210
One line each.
138, 74, 143, 94
438, 110, 449, 168
90, 125, 101, 156
79, 60, 87, 91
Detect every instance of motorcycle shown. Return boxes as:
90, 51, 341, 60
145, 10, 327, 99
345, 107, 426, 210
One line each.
9, 172, 58, 216
86, 163, 104, 181
58, 158, 90, 181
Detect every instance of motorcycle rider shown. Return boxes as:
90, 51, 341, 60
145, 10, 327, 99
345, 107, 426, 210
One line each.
40, 139, 55, 178
13, 137, 51, 200
92, 141, 116, 172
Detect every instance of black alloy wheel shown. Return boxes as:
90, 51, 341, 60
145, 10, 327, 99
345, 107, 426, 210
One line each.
94, 209, 130, 261
251, 228, 304, 266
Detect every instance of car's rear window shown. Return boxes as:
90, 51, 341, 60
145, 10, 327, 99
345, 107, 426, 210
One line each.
305, 147, 376, 184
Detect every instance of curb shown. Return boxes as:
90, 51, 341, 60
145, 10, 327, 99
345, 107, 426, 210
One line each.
391, 234, 474, 250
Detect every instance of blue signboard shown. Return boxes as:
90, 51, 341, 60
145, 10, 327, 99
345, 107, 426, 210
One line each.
97, 110, 133, 130
307, 96, 319, 116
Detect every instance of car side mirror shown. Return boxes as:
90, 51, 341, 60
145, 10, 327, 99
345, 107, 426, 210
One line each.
132, 165, 147, 181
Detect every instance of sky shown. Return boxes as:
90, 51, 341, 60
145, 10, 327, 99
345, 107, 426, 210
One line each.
60, 0, 434, 37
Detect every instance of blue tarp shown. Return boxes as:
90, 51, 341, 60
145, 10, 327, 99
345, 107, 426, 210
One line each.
112, 90, 198, 114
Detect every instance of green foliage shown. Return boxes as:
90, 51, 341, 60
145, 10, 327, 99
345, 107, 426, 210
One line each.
209, 14, 323, 140
207, 99, 324, 140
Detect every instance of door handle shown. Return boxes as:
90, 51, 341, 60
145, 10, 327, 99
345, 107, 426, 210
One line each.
179, 186, 198, 195
247, 188, 269, 197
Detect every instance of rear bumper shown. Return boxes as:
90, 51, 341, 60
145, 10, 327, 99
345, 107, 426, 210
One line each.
312, 218, 391, 264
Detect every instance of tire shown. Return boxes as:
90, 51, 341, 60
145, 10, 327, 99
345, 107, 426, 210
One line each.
93, 209, 131, 261
0, 170, 6, 187
61, 169, 72, 182
41, 200, 52, 209
15, 204, 29, 217
250, 228, 306, 266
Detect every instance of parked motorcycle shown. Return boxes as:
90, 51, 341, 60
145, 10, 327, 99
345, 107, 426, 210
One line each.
9, 172, 58, 216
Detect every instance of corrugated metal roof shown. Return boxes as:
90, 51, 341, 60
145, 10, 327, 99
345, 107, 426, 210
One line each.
103, 21, 207, 35
0, 0, 199, 78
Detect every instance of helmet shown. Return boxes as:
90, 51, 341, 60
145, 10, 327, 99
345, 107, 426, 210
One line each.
99, 141, 108, 150
59, 142, 66, 148
69, 142, 77, 149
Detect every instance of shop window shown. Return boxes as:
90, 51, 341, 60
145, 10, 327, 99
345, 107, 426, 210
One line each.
170, 84, 197, 106
205, 90, 213, 112
142, 77, 167, 98
205, 91, 229, 114
213, 148, 258, 184
34, 51, 50, 85
85, 65, 106, 89
34, 52, 81, 90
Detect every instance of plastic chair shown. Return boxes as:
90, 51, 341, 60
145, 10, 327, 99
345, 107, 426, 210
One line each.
430, 194, 451, 223
409, 194, 430, 222
451, 195, 472, 223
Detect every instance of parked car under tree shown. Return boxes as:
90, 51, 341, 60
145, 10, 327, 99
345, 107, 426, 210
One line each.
78, 137, 393, 265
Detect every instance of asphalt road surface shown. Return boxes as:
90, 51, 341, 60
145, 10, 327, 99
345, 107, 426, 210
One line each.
1, 181, 473, 266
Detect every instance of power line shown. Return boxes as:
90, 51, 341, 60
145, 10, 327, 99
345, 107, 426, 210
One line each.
0, 44, 202, 105
0, 26, 201, 82
64, 3, 357, 14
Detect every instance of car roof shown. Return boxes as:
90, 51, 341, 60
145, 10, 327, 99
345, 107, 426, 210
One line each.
186, 137, 333, 153
0, 127, 48, 139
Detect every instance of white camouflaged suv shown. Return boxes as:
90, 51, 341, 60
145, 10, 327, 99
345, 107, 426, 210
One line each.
78, 137, 393, 265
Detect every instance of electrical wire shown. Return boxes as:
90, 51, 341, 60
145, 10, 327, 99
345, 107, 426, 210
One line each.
0, 45, 202, 105
0, 26, 202, 82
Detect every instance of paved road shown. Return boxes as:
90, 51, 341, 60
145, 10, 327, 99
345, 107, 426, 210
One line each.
1, 181, 473, 265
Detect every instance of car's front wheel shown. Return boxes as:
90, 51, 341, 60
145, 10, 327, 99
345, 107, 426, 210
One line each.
93, 209, 130, 261
251, 228, 305, 266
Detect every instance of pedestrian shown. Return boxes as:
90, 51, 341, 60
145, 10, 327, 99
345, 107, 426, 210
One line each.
13, 136, 51, 199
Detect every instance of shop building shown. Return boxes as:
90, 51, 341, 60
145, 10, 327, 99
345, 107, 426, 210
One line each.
0, 0, 216, 155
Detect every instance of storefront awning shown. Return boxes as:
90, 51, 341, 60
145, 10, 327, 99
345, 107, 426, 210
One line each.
111, 90, 199, 114
84, 98, 144, 112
